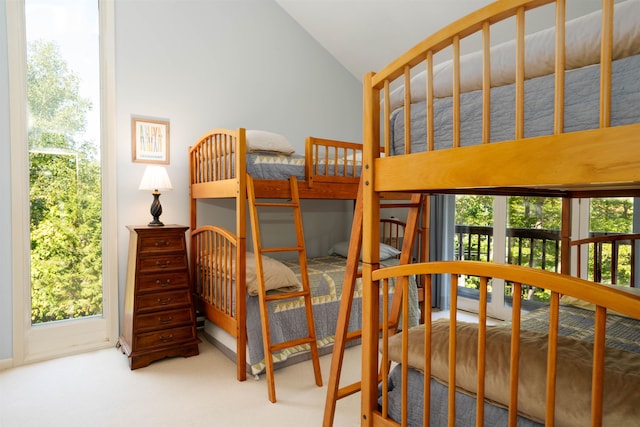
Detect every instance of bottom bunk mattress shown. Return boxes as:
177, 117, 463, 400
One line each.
381, 303, 640, 426
204, 255, 420, 376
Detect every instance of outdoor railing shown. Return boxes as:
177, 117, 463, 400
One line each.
455, 225, 638, 287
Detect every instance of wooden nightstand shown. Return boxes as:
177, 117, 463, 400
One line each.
118, 225, 200, 369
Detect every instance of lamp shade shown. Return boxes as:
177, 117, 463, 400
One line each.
139, 165, 173, 192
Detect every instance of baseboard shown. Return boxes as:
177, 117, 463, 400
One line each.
0, 357, 14, 371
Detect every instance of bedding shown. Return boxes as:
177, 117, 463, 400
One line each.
328, 241, 402, 261
245, 255, 420, 375
388, 0, 640, 110
241, 152, 362, 181
245, 129, 296, 155
385, 315, 640, 426
203, 255, 420, 376
390, 52, 640, 155
559, 283, 640, 320
245, 252, 301, 296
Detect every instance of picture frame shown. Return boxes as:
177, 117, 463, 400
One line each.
132, 117, 170, 164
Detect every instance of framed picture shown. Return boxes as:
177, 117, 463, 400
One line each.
132, 117, 170, 164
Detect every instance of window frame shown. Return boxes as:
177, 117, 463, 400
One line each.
8, 0, 118, 365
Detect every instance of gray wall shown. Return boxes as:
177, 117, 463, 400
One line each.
0, 0, 362, 363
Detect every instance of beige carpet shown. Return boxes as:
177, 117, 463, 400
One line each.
0, 334, 362, 427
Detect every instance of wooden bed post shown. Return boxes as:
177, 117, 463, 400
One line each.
361, 71, 381, 427
235, 128, 248, 382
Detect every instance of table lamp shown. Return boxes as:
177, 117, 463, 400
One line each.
139, 165, 173, 226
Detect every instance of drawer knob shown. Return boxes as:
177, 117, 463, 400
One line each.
157, 297, 172, 305
154, 240, 170, 247
159, 334, 174, 343
156, 260, 171, 268
158, 316, 173, 324
156, 279, 171, 287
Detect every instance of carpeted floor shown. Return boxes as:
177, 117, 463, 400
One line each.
0, 333, 362, 427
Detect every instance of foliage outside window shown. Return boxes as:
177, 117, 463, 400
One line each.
28, 40, 102, 323
455, 195, 633, 305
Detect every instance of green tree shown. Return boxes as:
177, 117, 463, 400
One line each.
28, 40, 102, 323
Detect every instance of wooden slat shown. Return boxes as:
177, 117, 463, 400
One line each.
600, 0, 614, 129
553, 0, 566, 135
481, 21, 491, 145
425, 51, 435, 152
453, 35, 461, 149
508, 282, 522, 426
515, 7, 525, 140
404, 65, 412, 154
545, 292, 560, 426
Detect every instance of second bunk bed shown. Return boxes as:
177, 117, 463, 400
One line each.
188, 128, 421, 386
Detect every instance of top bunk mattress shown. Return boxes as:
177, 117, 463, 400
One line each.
388, 0, 640, 156
390, 52, 640, 155
247, 152, 362, 181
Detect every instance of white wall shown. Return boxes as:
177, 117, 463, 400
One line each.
114, 1, 364, 332
0, 0, 362, 362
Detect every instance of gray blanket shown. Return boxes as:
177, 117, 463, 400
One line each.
390, 54, 640, 155
246, 255, 419, 375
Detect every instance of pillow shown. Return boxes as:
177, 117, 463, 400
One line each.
245, 130, 295, 155
560, 282, 640, 319
245, 252, 301, 296
328, 241, 401, 261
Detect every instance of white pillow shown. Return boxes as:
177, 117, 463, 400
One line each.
246, 130, 295, 155
329, 241, 402, 261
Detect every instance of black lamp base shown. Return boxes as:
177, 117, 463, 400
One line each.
148, 191, 164, 227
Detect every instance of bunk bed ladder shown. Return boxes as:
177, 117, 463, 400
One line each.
322, 180, 425, 426
246, 173, 323, 403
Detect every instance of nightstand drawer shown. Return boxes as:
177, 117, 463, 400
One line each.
136, 272, 188, 293
134, 325, 197, 350
137, 254, 187, 273
135, 290, 191, 313
134, 308, 194, 331
138, 234, 186, 254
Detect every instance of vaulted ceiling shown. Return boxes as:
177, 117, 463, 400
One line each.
275, 0, 609, 82
275, 0, 493, 81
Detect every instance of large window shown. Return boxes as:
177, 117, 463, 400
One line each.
9, 0, 116, 364
26, 0, 102, 324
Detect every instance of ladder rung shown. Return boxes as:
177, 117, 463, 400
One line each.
260, 246, 303, 253
337, 382, 362, 399
253, 202, 297, 208
270, 336, 315, 352
265, 290, 309, 302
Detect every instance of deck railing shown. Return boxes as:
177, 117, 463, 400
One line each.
455, 225, 637, 287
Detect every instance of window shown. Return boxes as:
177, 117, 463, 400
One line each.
9, 0, 117, 364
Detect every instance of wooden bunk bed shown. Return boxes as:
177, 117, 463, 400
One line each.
357, 0, 640, 425
188, 129, 421, 383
